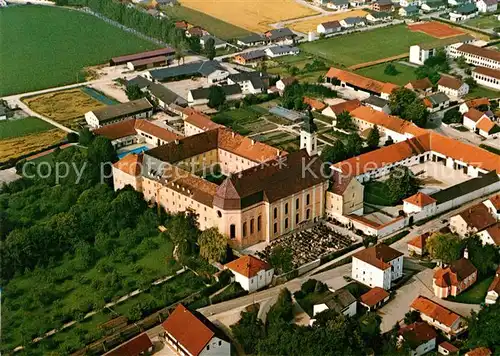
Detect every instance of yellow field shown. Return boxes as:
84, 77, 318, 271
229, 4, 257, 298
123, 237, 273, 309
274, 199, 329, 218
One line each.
178, 0, 318, 32
23, 88, 105, 127
0, 129, 66, 162
290, 9, 368, 33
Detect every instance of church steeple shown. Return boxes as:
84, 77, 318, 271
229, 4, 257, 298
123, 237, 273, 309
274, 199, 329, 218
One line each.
300, 109, 318, 156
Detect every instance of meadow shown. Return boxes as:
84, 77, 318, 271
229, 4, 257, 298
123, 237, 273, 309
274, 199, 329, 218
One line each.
0, 117, 55, 140
0, 6, 158, 96
355, 62, 418, 86
300, 25, 433, 67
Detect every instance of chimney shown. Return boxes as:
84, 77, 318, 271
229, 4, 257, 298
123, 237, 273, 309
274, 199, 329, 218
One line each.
276, 149, 280, 155
464, 248, 469, 259
232, 132, 235, 138
174, 139, 179, 145
251, 139, 255, 145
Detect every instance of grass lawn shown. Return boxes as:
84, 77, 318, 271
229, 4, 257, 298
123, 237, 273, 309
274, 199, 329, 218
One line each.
162, 5, 251, 40
466, 85, 500, 99
0, 6, 159, 96
355, 62, 418, 86
465, 15, 499, 29
299, 25, 433, 67
448, 276, 494, 304
364, 181, 397, 206
0, 117, 55, 140
267, 53, 330, 83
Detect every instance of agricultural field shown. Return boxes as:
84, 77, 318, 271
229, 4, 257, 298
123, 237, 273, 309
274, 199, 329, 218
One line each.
0, 129, 66, 163
266, 52, 331, 82
161, 5, 251, 40
355, 62, 418, 86
300, 25, 434, 68
23, 88, 107, 128
290, 9, 368, 33
465, 14, 499, 29
0, 117, 55, 140
0, 5, 158, 96
178, 0, 317, 32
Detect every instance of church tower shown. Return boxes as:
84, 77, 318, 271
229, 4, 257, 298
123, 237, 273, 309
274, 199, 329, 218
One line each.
300, 109, 318, 156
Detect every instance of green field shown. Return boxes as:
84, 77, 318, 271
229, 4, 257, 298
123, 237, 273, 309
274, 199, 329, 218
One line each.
300, 25, 433, 67
0, 117, 55, 140
466, 85, 500, 99
448, 276, 494, 304
355, 62, 418, 86
161, 5, 252, 40
364, 181, 397, 206
465, 15, 499, 29
0, 6, 159, 96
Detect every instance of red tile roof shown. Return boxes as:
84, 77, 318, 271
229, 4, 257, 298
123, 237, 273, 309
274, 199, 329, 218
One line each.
326, 67, 386, 94
465, 108, 488, 123
93, 118, 180, 142
106, 332, 152, 356
162, 304, 216, 356
458, 203, 497, 230
410, 296, 461, 327
360, 287, 390, 307
326, 99, 362, 116
113, 153, 143, 176
439, 341, 459, 353
382, 82, 399, 95
225, 255, 271, 278
434, 258, 477, 288
476, 117, 497, 133
488, 271, 500, 294
185, 110, 223, 131
399, 322, 437, 347
405, 78, 433, 91
304, 96, 327, 111
474, 66, 500, 80
488, 194, 500, 211
458, 43, 500, 62
466, 347, 492, 356
437, 75, 463, 90
404, 192, 436, 208
408, 232, 430, 250
464, 98, 490, 110
353, 244, 403, 270
485, 223, 500, 246
134, 120, 180, 142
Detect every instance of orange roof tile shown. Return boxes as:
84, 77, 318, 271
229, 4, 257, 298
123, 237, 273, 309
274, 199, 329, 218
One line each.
439, 341, 459, 353
405, 78, 433, 91
113, 153, 143, 176
434, 258, 477, 288
326, 67, 385, 94
326, 99, 362, 116
465, 108, 488, 123
438, 75, 463, 90
304, 96, 327, 111
399, 322, 437, 346
476, 117, 497, 133
162, 304, 216, 356
488, 194, 500, 210
408, 232, 430, 249
458, 203, 497, 230
185, 110, 223, 131
404, 192, 437, 207
464, 98, 490, 110
382, 82, 399, 94
360, 287, 390, 307
134, 120, 180, 142
106, 333, 152, 356
410, 296, 461, 327
466, 347, 492, 356
93, 119, 138, 140
353, 244, 403, 270
225, 255, 271, 278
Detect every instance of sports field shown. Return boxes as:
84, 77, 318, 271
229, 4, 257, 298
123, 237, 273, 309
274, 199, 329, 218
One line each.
0, 6, 158, 96
290, 10, 368, 33
300, 25, 434, 67
355, 62, 418, 86
178, 0, 318, 32
161, 5, 251, 39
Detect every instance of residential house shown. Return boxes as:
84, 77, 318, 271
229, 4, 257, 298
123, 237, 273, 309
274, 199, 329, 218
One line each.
483, 194, 500, 219
264, 28, 296, 45
478, 223, 500, 246
147, 82, 188, 110
186, 26, 209, 38
363, 95, 391, 113
407, 232, 431, 256
437, 75, 469, 98
276, 77, 297, 92
232, 50, 266, 66
463, 108, 490, 131
405, 78, 433, 95
224, 255, 274, 292
175, 20, 189, 30
459, 97, 490, 114
187, 84, 242, 106
317, 20, 343, 34
200, 35, 227, 50
438, 341, 459, 355
424, 92, 450, 112
403, 192, 438, 216
237, 33, 266, 47
449, 202, 497, 236
146, 60, 229, 84
372, 0, 395, 11
326, 171, 364, 216
162, 304, 231, 356
228, 71, 268, 94
409, 34, 474, 65
321, 99, 362, 120
85, 98, 154, 128
449, 3, 478, 22
310, 286, 357, 324
350, 0, 366, 6
265, 45, 300, 58
454, 44, 500, 70
485, 266, 500, 304
421, 0, 447, 11
472, 66, 500, 90
351, 244, 404, 290
327, 0, 349, 10
340, 16, 367, 28
400, 0, 422, 7
366, 11, 392, 22
465, 348, 492, 356
399, 5, 421, 16
410, 296, 468, 339
359, 287, 390, 311
477, 0, 497, 12
304, 96, 327, 111
104, 332, 153, 356
433, 255, 478, 298
398, 322, 437, 356
475, 116, 500, 138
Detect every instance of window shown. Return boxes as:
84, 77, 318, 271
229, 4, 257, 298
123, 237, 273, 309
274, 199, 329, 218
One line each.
219, 341, 222, 346
207, 345, 210, 350
274, 223, 278, 234
296, 198, 299, 209
250, 219, 254, 234
230, 224, 236, 239
306, 194, 310, 205
306, 209, 310, 220
285, 218, 289, 229
296, 213, 299, 224
274, 207, 278, 219
285, 203, 288, 214
257, 216, 261, 231
243, 222, 247, 237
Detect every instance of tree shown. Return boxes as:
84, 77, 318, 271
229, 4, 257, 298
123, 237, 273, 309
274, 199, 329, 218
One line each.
198, 227, 227, 262
426, 233, 463, 264
267, 288, 294, 324
336, 110, 354, 130
465, 77, 477, 89
465, 236, 499, 277
88, 136, 117, 167
386, 166, 420, 203
389, 87, 418, 117
321, 140, 347, 165
346, 133, 363, 158
467, 303, 500, 351
55, 0, 68, 5
207, 85, 226, 108
456, 56, 468, 69
384, 63, 398, 76
125, 84, 144, 100
78, 127, 94, 146
404, 101, 429, 128
443, 107, 462, 124
66, 132, 79, 143
231, 309, 265, 355
268, 246, 293, 274
404, 310, 421, 324
366, 125, 380, 149
204, 37, 216, 60
166, 212, 199, 261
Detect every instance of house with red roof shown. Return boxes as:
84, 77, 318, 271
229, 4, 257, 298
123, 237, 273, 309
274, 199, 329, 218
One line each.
485, 266, 500, 304
463, 108, 489, 131
225, 255, 274, 292
478, 222, 500, 246
162, 304, 231, 356
438, 341, 459, 355
359, 286, 390, 310
483, 194, 500, 219
465, 347, 492, 356
433, 253, 477, 298
449, 202, 497, 237
398, 322, 437, 356
403, 192, 437, 215
105, 332, 153, 356
407, 232, 430, 256
321, 99, 361, 120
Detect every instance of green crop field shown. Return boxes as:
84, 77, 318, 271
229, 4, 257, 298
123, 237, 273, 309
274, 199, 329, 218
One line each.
355, 62, 418, 86
300, 25, 433, 67
0, 6, 159, 96
0, 117, 55, 140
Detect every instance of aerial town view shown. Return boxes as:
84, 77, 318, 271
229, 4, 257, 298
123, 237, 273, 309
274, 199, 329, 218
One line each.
2, 0, 500, 354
